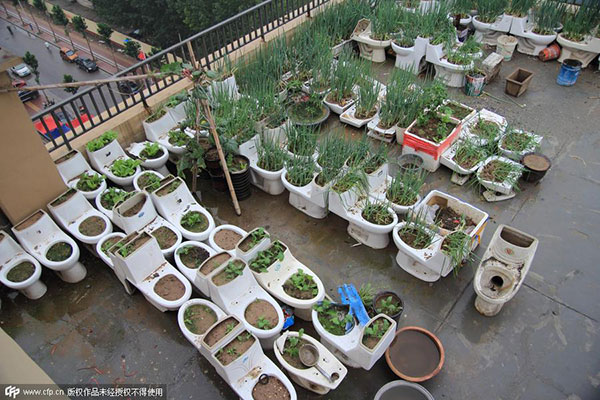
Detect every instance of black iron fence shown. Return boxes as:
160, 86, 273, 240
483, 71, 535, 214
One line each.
35, 0, 330, 153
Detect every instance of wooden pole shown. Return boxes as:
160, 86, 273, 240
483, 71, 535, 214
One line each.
0, 73, 173, 92
200, 98, 241, 216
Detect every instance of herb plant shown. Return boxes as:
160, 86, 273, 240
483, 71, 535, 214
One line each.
110, 159, 141, 177
76, 173, 104, 191
86, 130, 118, 152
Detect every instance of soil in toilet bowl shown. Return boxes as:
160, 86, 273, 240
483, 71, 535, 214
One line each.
153, 274, 185, 301
46, 242, 73, 262
214, 229, 243, 251
362, 317, 391, 349
239, 228, 269, 252
216, 331, 256, 366
435, 206, 475, 231
180, 211, 209, 233
252, 376, 291, 400
122, 198, 146, 217
204, 317, 239, 346
212, 260, 245, 286
7, 261, 35, 282
283, 270, 318, 299
179, 246, 210, 269
101, 237, 122, 255
156, 180, 182, 196
200, 253, 231, 275
79, 216, 106, 237
282, 335, 310, 369
151, 227, 178, 249
445, 102, 472, 120
51, 190, 76, 207
244, 299, 279, 330
14, 211, 44, 231
388, 329, 441, 378
184, 304, 218, 335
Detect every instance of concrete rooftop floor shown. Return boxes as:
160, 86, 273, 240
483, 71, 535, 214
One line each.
1, 52, 599, 400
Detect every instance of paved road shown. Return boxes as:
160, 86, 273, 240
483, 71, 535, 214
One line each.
0, 19, 118, 117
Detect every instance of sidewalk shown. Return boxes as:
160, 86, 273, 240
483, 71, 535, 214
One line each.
2, 4, 138, 75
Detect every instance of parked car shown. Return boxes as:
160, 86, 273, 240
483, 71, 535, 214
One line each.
12, 79, 26, 88
60, 47, 79, 63
75, 57, 99, 72
11, 63, 31, 77
118, 80, 142, 95
18, 89, 39, 103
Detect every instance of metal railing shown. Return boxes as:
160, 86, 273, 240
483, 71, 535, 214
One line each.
35, 0, 331, 153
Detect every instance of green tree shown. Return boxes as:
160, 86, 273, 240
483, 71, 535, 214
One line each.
124, 40, 141, 59
72, 15, 95, 61
23, 51, 48, 102
51, 5, 75, 50
97, 22, 119, 71
62, 74, 78, 95
32, 0, 57, 42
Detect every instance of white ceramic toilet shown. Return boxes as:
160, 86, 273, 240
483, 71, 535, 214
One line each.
510, 17, 556, 56
243, 136, 287, 196
177, 298, 226, 351
463, 108, 508, 147
108, 231, 192, 311
127, 141, 170, 176
472, 14, 513, 46
96, 232, 126, 270
132, 170, 164, 192
113, 191, 182, 258
143, 111, 184, 154
474, 225, 539, 316
167, 100, 189, 123
86, 138, 142, 187
0, 230, 46, 299
12, 210, 86, 283
426, 42, 474, 88
235, 227, 272, 263
274, 330, 348, 394
47, 189, 113, 245
247, 240, 325, 321
328, 188, 398, 249
95, 187, 127, 220
54, 150, 107, 200
173, 241, 216, 289
352, 20, 391, 63
556, 34, 600, 68
392, 222, 444, 282
312, 303, 396, 370
208, 225, 247, 256
206, 257, 284, 349
200, 315, 297, 400
150, 176, 215, 242
391, 36, 429, 73
281, 170, 330, 219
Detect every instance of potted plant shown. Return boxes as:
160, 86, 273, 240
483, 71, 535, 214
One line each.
324, 51, 358, 114
133, 171, 163, 192
288, 92, 330, 127
244, 299, 280, 331
472, 0, 510, 38
477, 156, 524, 199
207, 56, 239, 98
440, 138, 487, 184
251, 135, 288, 195
313, 300, 355, 336
464, 66, 487, 96
249, 241, 286, 273
180, 210, 209, 234
165, 90, 189, 121
237, 227, 271, 262
74, 171, 105, 199
362, 145, 388, 190
361, 317, 392, 350
285, 125, 318, 161
440, 228, 472, 276
110, 158, 141, 181
341, 80, 381, 128
281, 155, 317, 195
227, 154, 251, 200
214, 330, 256, 366
96, 187, 127, 216
464, 114, 503, 146
139, 141, 166, 164
362, 1, 396, 62
435, 100, 476, 125
150, 226, 180, 252
283, 269, 319, 300
360, 200, 395, 228
211, 259, 246, 286
168, 129, 192, 149
383, 169, 427, 214
202, 316, 240, 348
86, 130, 118, 153
373, 292, 403, 321
498, 128, 542, 161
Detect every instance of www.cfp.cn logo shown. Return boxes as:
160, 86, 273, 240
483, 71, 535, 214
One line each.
5, 385, 20, 399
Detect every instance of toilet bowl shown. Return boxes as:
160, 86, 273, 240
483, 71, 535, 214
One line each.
96, 232, 126, 270
195, 251, 234, 297
246, 240, 325, 321
95, 187, 127, 221
143, 111, 182, 153
235, 227, 272, 263
257, 119, 290, 145
281, 170, 329, 220
369, 180, 421, 215
174, 241, 216, 289
167, 100, 189, 124
474, 225, 538, 316
127, 141, 170, 176
86, 139, 141, 187
240, 135, 287, 195
472, 14, 514, 46
113, 191, 182, 258
274, 330, 348, 394
207, 258, 285, 349
12, 210, 86, 283
392, 222, 444, 282
393, 36, 429, 73
132, 170, 165, 192
0, 230, 46, 299
366, 115, 397, 143
200, 315, 297, 400
352, 19, 391, 63
510, 17, 557, 56
477, 155, 523, 199
150, 176, 216, 241
177, 298, 226, 350
556, 34, 600, 68
463, 108, 508, 147
47, 189, 113, 245
54, 150, 107, 200
108, 231, 192, 311
312, 302, 396, 370
208, 225, 247, 255
426, 41, 474, 87
329, 188, 398, 249
340, 105, 379, 129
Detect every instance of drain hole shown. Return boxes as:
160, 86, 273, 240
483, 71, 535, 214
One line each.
490, 276, 504, 290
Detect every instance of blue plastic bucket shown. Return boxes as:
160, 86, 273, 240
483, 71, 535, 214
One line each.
557, 59, 582, 86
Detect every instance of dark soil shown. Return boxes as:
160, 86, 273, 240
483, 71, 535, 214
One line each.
140, 148, 164, 159
283, 273, 318, 300
238, 230, 268, 252
480, 160, 510, 182
181, 211, 209, 233
281, 338, 311, 369
446, 102, 472, 120
101, 237, 122, 255
183, 304, 217, 335
153, 274, 185, 301
200, 253, 231, 275
362, 318, 391, 349
435, 206, 475, 230
355, 107, 377, 120
51, 190, 76, 207
156, 180, 182, 197
180, 246, 210, 269
78, 216, 106, 237
244, 299, 279, 330
204, 317, 239, 347
386, 189, 418, 206
14, 211, 43, 231
7, 261, 35, 282
252, 376, 291, 400
122, 198, 145, 217
412, 116, 456, 143
214, 229, 242, 251
211, 260, 245, 286
151, 227, 178, 249
46, 242, 73, 262
399, 228, 432, 250
216, 331, 256, 366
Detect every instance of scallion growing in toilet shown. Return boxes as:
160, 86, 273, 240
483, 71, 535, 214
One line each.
355, 80, 380, 119
386, 169, 427, 206
471, 117, 501, 142
86, 130, 118, 152
442, 230, 472, 275
286, 125, 317, 157
140, 142, 163, 159
181, 211, 208, 232
500, 128, 539, 152
398, 213, 435, 249
362, 201, 394, 225
453, 139, 487, 170
285, 156, 316, 187
76, 173, 104, 192
257, 135, 288, 172
110, 159, 141, 177
480, 160, 523, 188
363, 145, 387, 174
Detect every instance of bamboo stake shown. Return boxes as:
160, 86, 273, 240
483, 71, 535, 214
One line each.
200, 98, 242, 216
